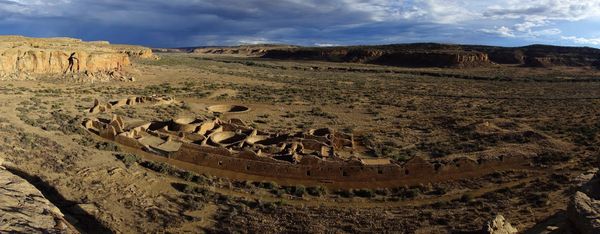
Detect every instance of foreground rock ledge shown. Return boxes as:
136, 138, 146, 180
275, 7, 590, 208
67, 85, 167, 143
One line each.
568, 169, 600, 234
0, 167, 74, 233
484, 214, 518, 234
0, 35, 152, 81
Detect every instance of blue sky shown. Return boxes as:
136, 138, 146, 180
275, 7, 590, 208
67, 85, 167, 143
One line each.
0, 0, 599, 48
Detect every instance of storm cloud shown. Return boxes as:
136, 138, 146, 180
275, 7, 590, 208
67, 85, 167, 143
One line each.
0, 0, 598, 47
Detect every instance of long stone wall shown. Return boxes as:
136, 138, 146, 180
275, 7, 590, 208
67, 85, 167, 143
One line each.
169, 142, 528, 183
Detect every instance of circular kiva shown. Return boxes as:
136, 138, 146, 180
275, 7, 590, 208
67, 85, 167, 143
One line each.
207, 104, 250, 113
210, 131, 247, 147
245, 135, 287, 146
245, 135, 269, 145
310, 128, 333, 137
171, 118, 202, 132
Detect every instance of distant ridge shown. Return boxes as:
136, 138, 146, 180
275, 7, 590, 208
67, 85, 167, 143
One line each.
154, 42, 600, 68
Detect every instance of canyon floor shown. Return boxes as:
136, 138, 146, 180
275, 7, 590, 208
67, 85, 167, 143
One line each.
2, 52, 599, 233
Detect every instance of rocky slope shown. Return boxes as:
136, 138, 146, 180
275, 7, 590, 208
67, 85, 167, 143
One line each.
0, 35, 153, 80
261, 43, 600, 68
0, 165, 74, 233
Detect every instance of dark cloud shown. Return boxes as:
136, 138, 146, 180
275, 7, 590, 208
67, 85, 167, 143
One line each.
0, 0, 597, 47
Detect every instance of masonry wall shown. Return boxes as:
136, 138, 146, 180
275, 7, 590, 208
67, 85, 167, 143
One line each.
170, 142, 528, 183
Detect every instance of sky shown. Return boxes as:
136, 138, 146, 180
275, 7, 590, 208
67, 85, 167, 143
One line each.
0, 0, 599, 48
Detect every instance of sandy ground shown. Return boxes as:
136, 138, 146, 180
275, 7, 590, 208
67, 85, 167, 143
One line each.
0, 53, 597, 233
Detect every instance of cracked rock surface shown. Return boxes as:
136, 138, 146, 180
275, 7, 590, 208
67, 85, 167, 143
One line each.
0, 167, 74, 233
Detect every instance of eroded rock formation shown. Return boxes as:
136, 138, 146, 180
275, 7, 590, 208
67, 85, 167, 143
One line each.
483, 214, 518, 234
568, 169, 600, 234
0, 35, 153, 81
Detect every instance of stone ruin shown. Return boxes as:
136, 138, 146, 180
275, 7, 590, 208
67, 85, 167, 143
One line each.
89, 95, 178, 114
83, 98, 532, 186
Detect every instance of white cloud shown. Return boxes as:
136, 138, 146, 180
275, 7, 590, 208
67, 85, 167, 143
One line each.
562, 36, 600, 45
0, 0, 71, 16
481, 26, 515, 37
315, 43, 340, 47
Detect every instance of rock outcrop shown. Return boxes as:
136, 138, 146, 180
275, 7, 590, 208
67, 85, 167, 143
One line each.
0, 166, 74, 233
112, 44, 155, 59
263, 44, 492, 68
191, 44, 298, 56
261, 43, 600, 68
483, 214, 518, 234
0, 35, 152, 81
568, 169, 600, 234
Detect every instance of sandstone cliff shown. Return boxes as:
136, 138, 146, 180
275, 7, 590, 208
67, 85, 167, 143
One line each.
112, 44, 155, 59
262, 44, 492, 68
261, 43, 600, 69
191, 44, 298, 56
0, 35, 153, 81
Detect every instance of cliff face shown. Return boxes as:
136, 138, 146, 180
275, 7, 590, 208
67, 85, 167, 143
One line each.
375, 51, 489, 67
262, 43, 600, 69
113, 45, 155, 59
264, 47, 490, 68
0, 36, 153, 80
190, 44, 298, 56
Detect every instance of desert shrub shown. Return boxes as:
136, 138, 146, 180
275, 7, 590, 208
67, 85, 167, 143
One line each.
141, 161, 173, 174
76, 135, 96, 147
254, 119, 269, 124
95, 142, 119, 151
375, 188, 390, 196
181, 171, 197, 181
191, 174, 208, 184
399, 188, 421, 199
307, 186, 327, 197
19, 133, 38, 148
460, 193, 474, 203
527, 192, 550, 207
173, 183, 209, 196
334, 189, 354, 198
270, 189, 284, 196
116, 153, 141, 168
533, 151, 572, 164
259, 181, 278, 190
308, 107, 337, 119
293, 185, 306, 197
353, 189, 375, 198
284, 185, 306, 197
429, 186, 448, 195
